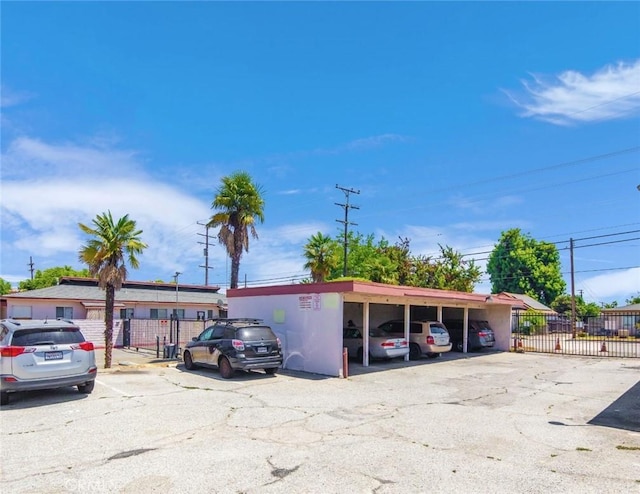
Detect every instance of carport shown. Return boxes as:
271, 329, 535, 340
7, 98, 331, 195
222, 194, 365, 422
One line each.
227, 280, 515, 377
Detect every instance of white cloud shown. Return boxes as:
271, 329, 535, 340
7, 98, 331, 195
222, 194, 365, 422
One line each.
0, 85, 35, 108
579, 267, 640, 304
3, 136, 146, 180
234, 221, 332, 285
448, 193, 524, 215
341, 134, 410, 152
507, 59, 640, 125
263, 134, 412, 165
0, 133, 343, 288
0, 136, 214, 283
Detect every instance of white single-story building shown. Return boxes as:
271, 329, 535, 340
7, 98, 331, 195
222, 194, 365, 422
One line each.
1, 277, 227, 321
228, 280, 515, 377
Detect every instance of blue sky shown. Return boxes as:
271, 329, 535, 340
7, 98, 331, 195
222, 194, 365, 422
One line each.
2, 2, 639, 305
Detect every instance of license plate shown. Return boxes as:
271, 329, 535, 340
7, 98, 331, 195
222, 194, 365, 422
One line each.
394, 342, 401, 348
256, 347, 267, 354
45, 351, 63, 361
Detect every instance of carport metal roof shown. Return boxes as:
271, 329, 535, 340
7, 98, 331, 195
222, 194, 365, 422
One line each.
227, 280, 516, 309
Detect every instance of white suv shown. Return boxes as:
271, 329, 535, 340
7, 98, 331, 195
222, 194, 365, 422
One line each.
378, 319, 452, 360
0, 318, 97, 406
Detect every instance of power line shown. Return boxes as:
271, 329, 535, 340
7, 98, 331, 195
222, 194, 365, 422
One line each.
568, 237, 640, 250
563, 90, 640, 118
439, 230, 640, 263
477, 265, 640, 284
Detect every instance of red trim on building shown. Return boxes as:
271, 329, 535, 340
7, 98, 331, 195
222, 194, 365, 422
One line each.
227, 280, 514, 305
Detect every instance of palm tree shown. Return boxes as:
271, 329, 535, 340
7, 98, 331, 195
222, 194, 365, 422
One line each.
78, 211, 147, 368
303, 232, 339, 282
208, 171, 265, 289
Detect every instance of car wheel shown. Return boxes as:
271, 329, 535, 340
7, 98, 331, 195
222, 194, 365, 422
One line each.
183, 351, 196, 370
218, 356, 234, 379
0, 391, 9, 406
264, 367, 278, 375
78, 381, 95, 394
409, 343, 421, 361
456, 341, 464, 352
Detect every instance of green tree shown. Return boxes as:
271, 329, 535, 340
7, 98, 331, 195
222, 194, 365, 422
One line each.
18, 266, 90, 291
551, 294, 573, 315
78, 211, 147, 369
602, 301, 618, 309
487, 228, 565, 306
551, 294, 601, 318
516, 309, 547, 335
0, 278, 12, 295
416, 245, 482, 292
317, 232, 481, 291
626, 294, 640, 305
208, 171, 265, 289
366, 255, 399, 284
582, 301, 601, 317
376, 237, 412, 285
330, 232, 381, 280
303, 232, 340, 282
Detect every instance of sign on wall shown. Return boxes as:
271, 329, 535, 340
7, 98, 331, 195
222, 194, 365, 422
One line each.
298, 294, 321, 311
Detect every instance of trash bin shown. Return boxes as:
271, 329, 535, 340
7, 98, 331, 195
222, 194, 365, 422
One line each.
163, 343, 177, 359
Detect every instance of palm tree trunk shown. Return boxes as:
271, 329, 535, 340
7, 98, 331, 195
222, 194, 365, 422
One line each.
230, 234, 243, 289
104, 284, 115, 368
230, 254, 240, 289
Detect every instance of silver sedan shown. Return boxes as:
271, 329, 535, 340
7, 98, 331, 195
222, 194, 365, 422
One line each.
343, 326, 409, 361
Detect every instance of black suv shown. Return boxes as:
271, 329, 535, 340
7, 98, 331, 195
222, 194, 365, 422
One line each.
183, 318, 283, 379
443, 319, 496, 352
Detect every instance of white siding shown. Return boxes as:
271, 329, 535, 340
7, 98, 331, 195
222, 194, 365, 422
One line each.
229, 292, 344, 377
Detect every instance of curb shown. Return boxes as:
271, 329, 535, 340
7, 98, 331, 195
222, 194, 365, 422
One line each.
97, 359, 181, 373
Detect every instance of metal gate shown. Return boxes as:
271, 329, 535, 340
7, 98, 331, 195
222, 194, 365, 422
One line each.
511, 311, 639, 358
125, 318, 208, 354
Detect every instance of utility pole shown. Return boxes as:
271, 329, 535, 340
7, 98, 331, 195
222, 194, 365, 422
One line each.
173, 271, 181, 317
28, 256, 35, 280
171, 271, 181, 350
197, 221, 214, 286
335, 184, 360, 277
570, 238, 576, 338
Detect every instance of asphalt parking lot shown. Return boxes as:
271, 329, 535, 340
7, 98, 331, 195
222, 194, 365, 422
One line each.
1, 352, 639, 494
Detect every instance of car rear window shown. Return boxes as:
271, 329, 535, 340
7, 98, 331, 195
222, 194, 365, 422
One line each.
369, 327, 389, 338
12, 328, 85, 346
410, 323, 423, 333
475, 321, 493, 331
429, 323, 448, 334
237, 327, 276, 341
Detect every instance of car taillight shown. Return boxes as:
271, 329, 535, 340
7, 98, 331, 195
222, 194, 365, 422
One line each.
276, 337, 282, 349
0, 346, 35, 357
400, 340, 408, 347
231, 339, 245, 351
478, 331, 487, 337
71, 342, 94, 351
381, 341, 395, 348
426, 336, 435, 345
